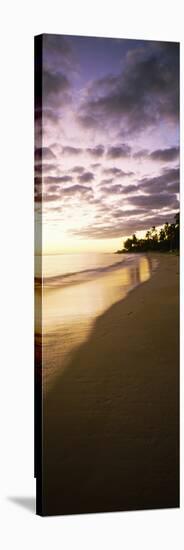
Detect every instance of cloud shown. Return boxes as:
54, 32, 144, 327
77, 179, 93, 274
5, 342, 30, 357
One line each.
78, 171, 95, 183
101, 184, 124, 194
149, 146, 179, 162
112, 208, 147, 218
133, 149, 149, 159
71, 166, 85, 174
42, 70, 72, 108
43, 175, 73, 184
35, 192, 60, 203
47, 185, 60, 192
167, 181, 179, 193
138, 167, 179, 193
36, 108, 59, 125
106, 144, 131, 158
35, 163, 56, 175
133, 147, 179, 162
101, 183, 137, 195
62, 184, 93, 197
43, 70, 70, 95
71, 211, 178, 239
122, 184, 138, 193
37, 36, 180, 243
76, 114, 98, 129
35, 183, 93, 203
91, 163, 101, 169
100, 178, 114, 185
62, 146, 83, 155
35, 147, 56, 161
103, 167, 134, 177
78, 42, 179, 134
43, 34, 77, 73
86, 145, 104, 157
130, 192, 178, 210
41, 35, 77, 109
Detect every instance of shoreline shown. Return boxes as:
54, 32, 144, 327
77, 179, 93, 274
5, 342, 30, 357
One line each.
42, 253, 156, 388
42, 253, 179, 515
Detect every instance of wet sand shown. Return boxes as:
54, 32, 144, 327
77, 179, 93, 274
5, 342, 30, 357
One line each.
39, 254, 179, 516
41, 254, 156, 390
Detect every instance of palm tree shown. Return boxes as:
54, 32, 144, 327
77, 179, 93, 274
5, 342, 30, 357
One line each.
119, 213, 179, 254
132, 234, 137, 246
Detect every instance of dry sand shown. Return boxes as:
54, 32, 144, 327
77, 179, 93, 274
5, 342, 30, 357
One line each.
39, 254, 179, 515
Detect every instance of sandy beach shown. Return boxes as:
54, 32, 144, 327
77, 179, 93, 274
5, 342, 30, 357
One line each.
39, 253, 179, 515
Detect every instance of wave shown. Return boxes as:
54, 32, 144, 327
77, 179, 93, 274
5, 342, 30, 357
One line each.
35, 255, 139, 289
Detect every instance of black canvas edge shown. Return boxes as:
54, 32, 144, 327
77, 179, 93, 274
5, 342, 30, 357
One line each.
34, 34, 43, 516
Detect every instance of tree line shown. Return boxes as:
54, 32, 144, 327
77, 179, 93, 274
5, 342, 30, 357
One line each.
116, 212, 179, 254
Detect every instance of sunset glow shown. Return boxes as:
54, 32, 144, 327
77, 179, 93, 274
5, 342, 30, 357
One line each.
35, 35, 179, 254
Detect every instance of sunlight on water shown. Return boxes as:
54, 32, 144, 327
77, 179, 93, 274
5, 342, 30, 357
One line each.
138, 256, 151, 283
35, 254, 155, 390
42, 256, 151, 331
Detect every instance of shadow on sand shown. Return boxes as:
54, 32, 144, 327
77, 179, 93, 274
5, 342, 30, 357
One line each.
39, 256, 179, 516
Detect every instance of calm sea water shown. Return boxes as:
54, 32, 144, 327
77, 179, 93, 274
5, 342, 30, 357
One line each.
35, 253, 157, 390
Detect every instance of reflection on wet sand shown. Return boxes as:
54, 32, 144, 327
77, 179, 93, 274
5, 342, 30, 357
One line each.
35, 255, 156, 390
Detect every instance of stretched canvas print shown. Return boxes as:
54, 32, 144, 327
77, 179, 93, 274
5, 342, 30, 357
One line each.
34, 34, 180, 516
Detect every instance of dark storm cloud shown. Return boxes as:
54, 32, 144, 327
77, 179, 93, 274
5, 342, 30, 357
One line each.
35, 147, 56, 161
149, 146, 179, 162
78, 42, 179, 134
62, 146, 83, 155
78, 171, 95, 183
106, 144, 131, 158
86, 145, 104, 157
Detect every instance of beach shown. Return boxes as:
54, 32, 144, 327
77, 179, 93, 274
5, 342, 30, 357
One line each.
39, 253, 157, 389
39, 253, 179, 515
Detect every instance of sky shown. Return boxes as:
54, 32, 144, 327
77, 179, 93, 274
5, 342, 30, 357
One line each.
35, 34, 179, 254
